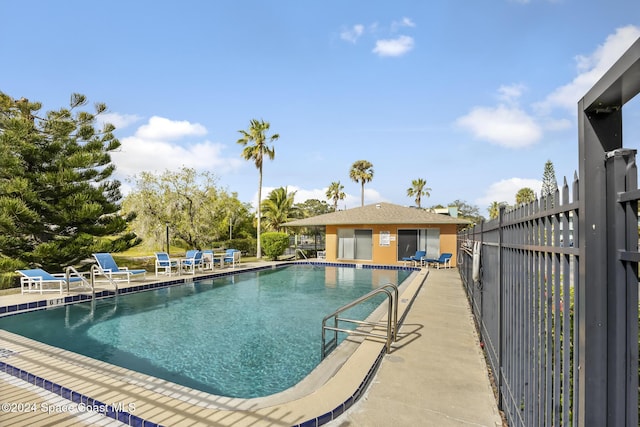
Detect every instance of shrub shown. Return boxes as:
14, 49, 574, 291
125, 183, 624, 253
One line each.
261, 232, 289, 260
227, 238, 256, 257
209, 238, 256, 257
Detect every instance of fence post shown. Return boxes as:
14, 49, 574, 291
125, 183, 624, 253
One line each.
497, 205, 504, 412
577, 37, 640, 425
577, 98, 616, 427
605, 148, 639, 427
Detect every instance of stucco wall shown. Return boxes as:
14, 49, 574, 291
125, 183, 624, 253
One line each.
324, 224, 458, 266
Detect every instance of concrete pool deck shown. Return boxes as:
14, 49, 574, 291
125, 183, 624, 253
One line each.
0, 262, 501, 426
330, 267, 503, 427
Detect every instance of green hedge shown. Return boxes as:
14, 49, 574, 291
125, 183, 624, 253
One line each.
209, 238, 257, 257
260, 232, 290, 261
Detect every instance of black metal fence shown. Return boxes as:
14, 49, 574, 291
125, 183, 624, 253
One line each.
458, 38, 640, 426
458, 176, 579, 426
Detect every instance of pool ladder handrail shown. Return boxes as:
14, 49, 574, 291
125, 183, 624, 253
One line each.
295, 248, 309, 261
64, 266, 93, 294
90, 264, 119, 293
321, 282, 399, 359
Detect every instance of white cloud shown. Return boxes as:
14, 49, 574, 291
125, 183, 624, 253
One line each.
391, 17, 416, 31
497, 83, 526, 104
456, 105, 542, 148
135, 116, 207, 140
340, 24, 364, 43
540, 117, 572, 131
292, 187, 328, 204
401, 17, 415, 27
336, 188, 385, 210
456, 26, 640, 148
476, 178, 542, 208
372, 35, 415, 57
341, 19, 416, 58
96, 112, 141, 130
110, 116, 242, 190
534, 25, 640, 115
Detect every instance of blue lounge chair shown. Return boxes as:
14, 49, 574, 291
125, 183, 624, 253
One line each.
93, 253, 147, 283
180, 250, 204, 274
424, 253, 453, 269
402, 250, 426, 267
16, 268, 87, 294
154, 252, 180, 276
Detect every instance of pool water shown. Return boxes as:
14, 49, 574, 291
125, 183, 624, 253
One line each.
0, 264, 412, 398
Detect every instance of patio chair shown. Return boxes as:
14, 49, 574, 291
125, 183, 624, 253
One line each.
92, 253, 147, 283
180, 250, 204, 274
202, 249, 224, 271
425, 253, 452, 269
402, 250, 426, 267
216, 249, 241, 269
154, 252, 180, 276
16, 268, 87, 295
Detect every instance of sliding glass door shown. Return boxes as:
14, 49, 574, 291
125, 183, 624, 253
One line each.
337, 228, 372, 260
398, 230, 418, 260
397, 228, 440, 261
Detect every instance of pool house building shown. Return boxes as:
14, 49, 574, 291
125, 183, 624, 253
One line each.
284, 202, 469, 265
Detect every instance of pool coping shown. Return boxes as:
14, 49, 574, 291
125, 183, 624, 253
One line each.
0, 262, 427, 426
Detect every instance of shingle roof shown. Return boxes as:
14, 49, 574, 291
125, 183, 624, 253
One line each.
283, 202, 470, 226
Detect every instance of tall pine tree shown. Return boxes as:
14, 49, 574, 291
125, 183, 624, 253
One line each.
541, 160, 558, 206
0, 93, 138, 273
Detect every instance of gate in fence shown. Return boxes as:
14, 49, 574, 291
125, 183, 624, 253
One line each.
458, 38, 640, 426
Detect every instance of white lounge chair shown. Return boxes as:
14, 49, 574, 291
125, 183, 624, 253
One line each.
16, 268, 86, 294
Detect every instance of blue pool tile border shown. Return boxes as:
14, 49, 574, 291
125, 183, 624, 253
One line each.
292, 345, 388, 427
0, 360, 163, 427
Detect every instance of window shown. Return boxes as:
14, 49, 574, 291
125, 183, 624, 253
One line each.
337, 228, 373, 260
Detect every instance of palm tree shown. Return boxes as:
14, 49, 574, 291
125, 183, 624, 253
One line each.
406, 178, 431, 208
261, 187, 297, 232
349, 160, 374, 207
237, 119, 279, 258
515, 187, 536, 205
488, 201, 509, 219
326, 181, 345, 211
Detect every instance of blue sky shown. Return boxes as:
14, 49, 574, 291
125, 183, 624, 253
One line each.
3, 1, 640, 216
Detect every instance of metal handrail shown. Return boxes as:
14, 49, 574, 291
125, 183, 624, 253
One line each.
91, 264, 119, 293
64, 266, 92, 294
295, 248, 308, 261
378, 283, 399, 340
321, 282, 399, 359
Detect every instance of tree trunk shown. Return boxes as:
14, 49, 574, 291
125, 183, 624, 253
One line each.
256, 166, 263, 258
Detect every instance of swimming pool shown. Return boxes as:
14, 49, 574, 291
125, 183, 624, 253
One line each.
0, 264, 412, 398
